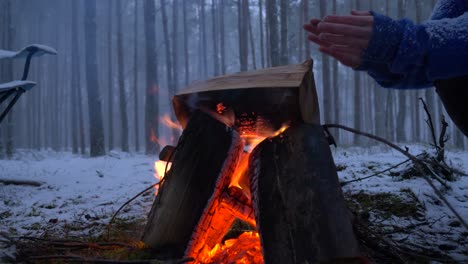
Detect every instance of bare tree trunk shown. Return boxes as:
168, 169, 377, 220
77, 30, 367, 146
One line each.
396, 0, 406, 142
259, 0, 265, 68
320, 0, 332, 124
84, 0, 106, 157
219, 0, 226, 74
144, 0, 160, 155
279, 0, 288, 65
107, 0, 114, 151
298, 0, 304, 61
303, 0, 310, 58
238, 0, 249, 72
71, 0, 79, 154
200, 0, 208, 77
183, 0, 190, 84
5, 0, 14, 158
117, 0, 129, 152
247, 3, 257, 70
161, 0, 173, 90
212, 0, 220, 76
266, 0, 280, 66
172, 0, 179, 89
331, 0, 340, 141
133, 0, 140, 152
352, 0, 362, 145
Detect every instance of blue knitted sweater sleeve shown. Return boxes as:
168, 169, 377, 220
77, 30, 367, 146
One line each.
359, 0, 468, 89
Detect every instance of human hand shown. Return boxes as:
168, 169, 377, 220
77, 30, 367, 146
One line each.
303, 11, 374, 68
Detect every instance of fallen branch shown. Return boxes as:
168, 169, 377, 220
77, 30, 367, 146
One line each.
108, 147, 176, 240
27, 254, 194, 264
107, 182, 160, 240
340, 158, 411, 186
324, 123, 468, 231
0, 178, 43, 187
19, 236, 134, 250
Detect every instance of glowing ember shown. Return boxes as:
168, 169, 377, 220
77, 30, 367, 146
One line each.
194, 122, 289, 263
199, 232, 263, 264
216, 103, 227, 114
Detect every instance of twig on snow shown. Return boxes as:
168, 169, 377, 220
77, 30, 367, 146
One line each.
323, 123, 468, 231
340, 158, 411, 186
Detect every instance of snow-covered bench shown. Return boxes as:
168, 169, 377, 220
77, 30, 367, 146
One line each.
0, 44, 57, 124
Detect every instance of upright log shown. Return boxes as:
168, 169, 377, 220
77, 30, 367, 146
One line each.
249, 123, 360, 263
142, 110, 243, 258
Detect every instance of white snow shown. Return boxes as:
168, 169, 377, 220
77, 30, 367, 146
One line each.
0, 150, 157, 238
0, 81, 36, 93
0, 145, 467, 260
0, 44, 57, 60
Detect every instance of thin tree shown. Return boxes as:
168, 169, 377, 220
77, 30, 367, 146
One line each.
238, 0, 249, 71
107, 0, 114, 150
279, 0, 288, 65
266, 0, 280, 66
320, 0, 332, 125
303, 0, 310, 59
172, 0, 179, 88
259, 0, 265, 68
71, 0, 79, 154
212, 0, 220, 75
133, 0, 140, 152
247, 2, 257, 70
200, 0, 208, 77
396, 0, 406, 142
183, 0, 190, 84
353, 0, 362, 145
4, 0, 14, 158
117, 0, 129, 152
331, 0, 340, 141
144, 0, 160, 155
219, 0, 226, 74
84, 0, 106, 157
160, 0, 173, 91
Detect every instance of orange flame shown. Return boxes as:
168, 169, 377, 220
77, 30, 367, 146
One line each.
161, 114, 182, 131
153, 160, 171, 194
200, 232, 263, 264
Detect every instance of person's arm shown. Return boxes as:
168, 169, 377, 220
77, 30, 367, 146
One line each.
431, 0, 467, 20
361, 11, 468, 88
303, 0, 468, 89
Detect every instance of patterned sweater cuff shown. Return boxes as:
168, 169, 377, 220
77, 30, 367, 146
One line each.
358, 11, 403, 71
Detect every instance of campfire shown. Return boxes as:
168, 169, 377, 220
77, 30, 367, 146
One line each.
144, 60, 361, 264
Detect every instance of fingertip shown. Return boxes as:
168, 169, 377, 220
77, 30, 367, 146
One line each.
310, 18, 321, 25
351, 10, 371, 16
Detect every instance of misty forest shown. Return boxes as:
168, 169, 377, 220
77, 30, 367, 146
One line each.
0, 0, 466, 156
0, 0, 467, 263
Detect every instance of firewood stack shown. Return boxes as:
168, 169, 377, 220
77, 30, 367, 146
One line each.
143, 60, 362, 263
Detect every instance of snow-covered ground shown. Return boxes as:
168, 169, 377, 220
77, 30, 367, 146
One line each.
0, 145, 467, 261
0, 150, 157, 238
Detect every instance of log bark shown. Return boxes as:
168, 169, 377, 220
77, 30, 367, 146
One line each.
142, 110, 243, 258
249, 123, 360, 263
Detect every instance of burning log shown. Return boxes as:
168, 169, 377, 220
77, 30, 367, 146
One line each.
249, 123, 361, 263
142, 110, 244, 258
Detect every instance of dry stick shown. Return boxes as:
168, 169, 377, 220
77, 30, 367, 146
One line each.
438, 115, 449, 162
19, 236, 134, 249
107, 148, 176, 240
106, 182, 160, 240
341, 158, 411, 186
0, 179, 43, 187
323, 123, 468, 231
419, 98, 440, 151
28, 254, 194, 264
